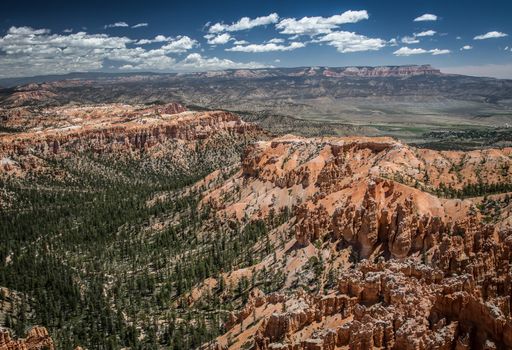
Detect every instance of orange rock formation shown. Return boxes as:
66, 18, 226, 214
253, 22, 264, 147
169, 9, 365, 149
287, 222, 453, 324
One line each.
0, 327, 54, 350
199, 135, 512, 350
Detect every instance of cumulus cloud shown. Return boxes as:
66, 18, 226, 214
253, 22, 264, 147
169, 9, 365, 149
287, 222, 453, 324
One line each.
6, 27, 51, 35
63, 28, 73, 33
0, 26, 250, 77
276, 10, 368, 36
414, 14, 438, 22
226, 42, 305, 52
393, 47, 428, 56
460, 45, 473, 50
400, 30, 435, 45
208, 13, 279, 33
104, 22, 129, 29
204, 33, 232, 45
175, 53, 267, 70
267, 38, 285, 44
132, 23, 149, 28
415, 30, 436, 37
474, 31, 508, 40
401, 36, 420, 44
394, 46, 450, 56
111, 48, 177, 70
0, 26, 131, 53
388, 38, 399, 46
161, 36, 198, 53
135, 35, 172, 45
317, 31, 386, 53
233, 39, 249, 45
0, 27, 131, 77
430, 48, 450, 55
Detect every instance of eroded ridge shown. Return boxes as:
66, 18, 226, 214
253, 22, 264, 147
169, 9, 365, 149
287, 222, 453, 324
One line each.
196, 135, 512, 350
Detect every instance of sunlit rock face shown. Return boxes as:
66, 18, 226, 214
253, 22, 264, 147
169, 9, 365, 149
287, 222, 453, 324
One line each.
0, 326, 55, 350
197, 135, 512, 350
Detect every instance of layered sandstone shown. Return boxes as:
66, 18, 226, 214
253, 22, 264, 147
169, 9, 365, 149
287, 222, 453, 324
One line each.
198, 135, 512, 350
0, 327, 54, 350
322, 65, 441, 78
0, 103, 263, 174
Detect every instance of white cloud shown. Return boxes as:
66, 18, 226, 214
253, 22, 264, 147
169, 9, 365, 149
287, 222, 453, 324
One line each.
63, 28, 73, 33
401, 36, 420, 44
153, 35, 169, 42
112, 48, 177, 70
0, 26, 132, 52
394, 46, 450, 56
6, 26, 50, 35
276, 10, 368, 36
175, 53, 266, 70
400, 31, 435, 45
205, 33, 232, 45
132, 23, 148, 28
414, 14, 438, 22
0, 26, 214, 77
430, 48, 450, 55
209, 13, 279, 33
0, 27, 133, 77
136, 35, 172, 45
226, 41, 305, 52
233, 40, 249, 45
161, 36, 198, 53
415, 30, 436, 37
460, 45, 473, 50
267, 38, 285, 44
274, 59, 281, 63
474, 31, 508, 40
104, 22, 129, 29
393, 47, 428, 56
388, 38, 398, 46
317, 31, 386, 53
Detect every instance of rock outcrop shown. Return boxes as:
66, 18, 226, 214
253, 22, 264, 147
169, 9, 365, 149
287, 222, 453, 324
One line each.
199, 135, 512, 350
322, 65, 442, 78
0, 104, 264, 175
215, 257, 512, 350
0, 327, 54, 350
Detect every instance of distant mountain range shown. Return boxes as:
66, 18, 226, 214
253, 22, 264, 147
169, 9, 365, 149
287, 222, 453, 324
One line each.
0, 71, 169, 89
0, 65, 445, 88
1, 65, 512, 148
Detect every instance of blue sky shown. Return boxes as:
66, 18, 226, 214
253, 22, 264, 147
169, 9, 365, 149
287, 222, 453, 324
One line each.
1, 0, 511, 78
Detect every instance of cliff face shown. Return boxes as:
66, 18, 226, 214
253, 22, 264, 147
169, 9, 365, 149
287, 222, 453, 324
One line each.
198, 135, 512, 350
204, 135, 511, 225
0, 327, 54, 350
241, 257, 512, 350
0, 103, 263, 175
322, 65, 441, 77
